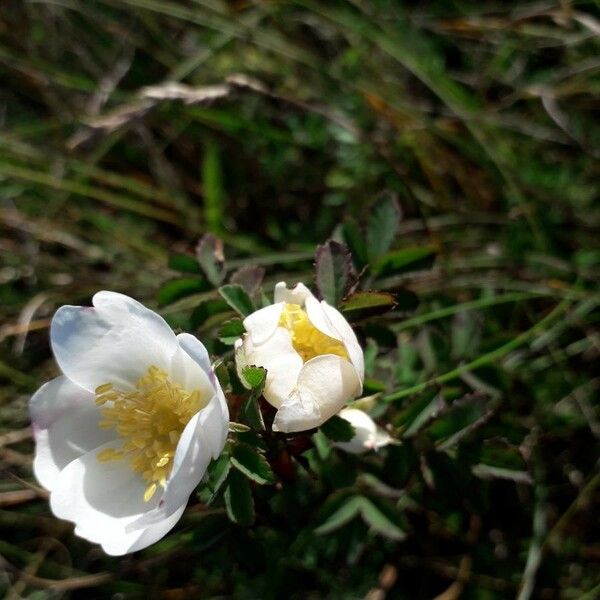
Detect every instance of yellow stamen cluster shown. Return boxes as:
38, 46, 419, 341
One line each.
279, 303, 348, 362
95, 366, 204, 502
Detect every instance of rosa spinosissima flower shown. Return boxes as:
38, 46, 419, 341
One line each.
235, 282, 364, 433
29, 292, 229, 555
333, 407, 393, 455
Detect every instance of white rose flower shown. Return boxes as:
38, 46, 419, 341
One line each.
29, 292, 229, 556
234, 282, 364, 433
333, 407, 393, 455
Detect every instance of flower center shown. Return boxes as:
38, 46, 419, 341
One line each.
94, 366, 204, 502
279, 303, 348, 362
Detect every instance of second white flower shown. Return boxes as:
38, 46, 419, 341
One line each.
235, 282, 364, 432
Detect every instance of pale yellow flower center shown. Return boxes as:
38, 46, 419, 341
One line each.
278, 303, 348, 362
95, 366, 205, 502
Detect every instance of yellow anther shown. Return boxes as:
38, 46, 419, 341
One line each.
279, 303, 348, 362
97, 448, 116, 462
144, 483, 158, 502
94, 365, 205, 502
95, 392, 119, 406
95, 383, 113, 394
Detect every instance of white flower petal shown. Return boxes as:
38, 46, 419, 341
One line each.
372, 429, 394, 450
304, 295, 340, 340
29, 377, 114, 491
176, 332, 229, 421
130, 392, 227, 530
321, 303, 364, 381
129, 336, 229, 530
334, 408, 378, 454
272, 355, 362, 432
274, 281, 314, 306
51, 440, 187, 555
305, 297, 364, 382
340, 407, 377, 433
50, 441, 168, 554
237, 328, 303, 408
29, 376, 90, 428
99, 504, 185, 556
176, 333, 211, 375
214, 384, 230, 446
242, 302, 284, 346
169, 345, 214, 401
51, 291, 177, 392
167, 393, 228, 496
35, 295, 230, 555
334, 408, 392, 454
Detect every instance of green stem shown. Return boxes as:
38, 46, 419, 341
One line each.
384, 298, 572, 403
392, 291, 543, 332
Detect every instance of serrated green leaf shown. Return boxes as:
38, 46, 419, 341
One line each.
218, 318, 246, 344
191, 299, 231, 329
241, 365, 267, 390
205, 454, 231, 500
359, 498, 406, 541
227, 363, 247, 395
340, 291, 397, 317
357, 473, 403, 499
315, 240, 353, 306
315, 494, 405, 541
238, 364, 267, 430
231, 443, 276, 485
196, 233, 225, 286
320, 415, 355, 442
230, 265, 265, 296
315, 495, 364, 535
168, 253, 201, 274
235, 429, 267, 452
157, 277, 211, 306
343, 219, 368, 268
219, 284, 255, 317
224, 469, 254, 526
241, 393, 265, 431
372, 246, 436, 277
366, 193, 402, 260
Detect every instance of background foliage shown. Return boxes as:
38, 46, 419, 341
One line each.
0, 1, 599, 598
